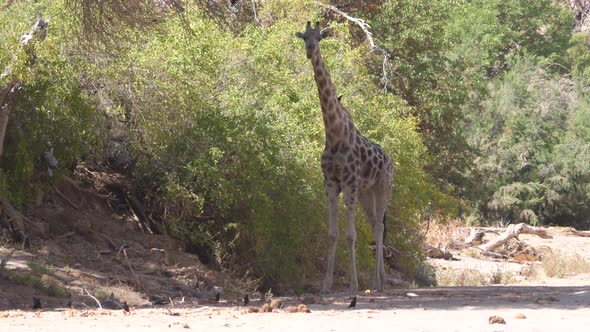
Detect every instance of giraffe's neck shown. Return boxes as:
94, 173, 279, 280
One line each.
310, 48, 354, 149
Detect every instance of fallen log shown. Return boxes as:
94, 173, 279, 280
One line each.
478, 223, 552, 252
567, 229, 590, 238
464, 228, 499, 245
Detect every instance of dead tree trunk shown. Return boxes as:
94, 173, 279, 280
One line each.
0, 14, 49, 158
478, 223, 552, 252
0, 82, 19, 157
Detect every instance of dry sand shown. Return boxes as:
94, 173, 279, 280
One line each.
2, 283, 590, 332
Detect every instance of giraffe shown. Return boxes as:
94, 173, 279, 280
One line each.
296, 22, 394, 293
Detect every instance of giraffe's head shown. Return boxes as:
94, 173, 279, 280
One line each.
295, 21, 329, 59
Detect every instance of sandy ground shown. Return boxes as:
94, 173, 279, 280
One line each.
3, 203, 590, 332
2, 283, 590, 332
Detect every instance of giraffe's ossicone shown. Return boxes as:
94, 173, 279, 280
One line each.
296, 22, 394, 293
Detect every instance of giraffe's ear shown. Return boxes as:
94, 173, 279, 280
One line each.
320, 28, 331, 40
295, 32, 304, 39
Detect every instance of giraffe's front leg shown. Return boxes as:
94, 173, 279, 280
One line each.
322, 183, 339, 293
372, 218, 385, 291
344, 187, 359, 294
373, 191, 389, 291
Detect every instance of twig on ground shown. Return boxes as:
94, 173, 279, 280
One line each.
150, 248, 168, 264
53, 186, 80, 210
57, 231, 75, 239
121, 247, 143, 292
83, 287, 102, 309
116, 243, 130, 259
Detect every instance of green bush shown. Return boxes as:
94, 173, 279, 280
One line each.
0, 0, 457, 291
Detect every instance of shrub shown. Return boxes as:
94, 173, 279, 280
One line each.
542, 250, 590, 278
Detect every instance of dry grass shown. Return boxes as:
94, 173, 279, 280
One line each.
423, 219, 466, 251
489, 267, 516, 285
520, 262, 542, 280
461, 249, 479, 258
95, 285, 145, 306
541, 250, 590, 278
436, 267, 515, 287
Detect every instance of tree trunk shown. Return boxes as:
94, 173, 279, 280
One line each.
0, 82, 18, 158
0, 194, 26, 240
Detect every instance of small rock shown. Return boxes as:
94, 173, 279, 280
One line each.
514, 313, 527, 319
183, 323, 190, 329
489, 315, 506, 324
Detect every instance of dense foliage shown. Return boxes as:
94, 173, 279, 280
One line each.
2, 0, 590, 290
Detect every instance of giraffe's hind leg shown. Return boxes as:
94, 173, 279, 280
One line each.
322, 182, 340, 293
360, 189, 386, 291
343, 186, 359, 293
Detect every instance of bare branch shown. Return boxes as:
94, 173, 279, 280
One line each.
313, 1, 376, 47
313, 1, 392, 92
122, 248, 143, 292
64, 0, 179, 48
250, 0, 259, 24
565, 0, 590, 31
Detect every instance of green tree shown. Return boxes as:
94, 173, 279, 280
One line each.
369, 0, 470, 193
468, 54, 590, 226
